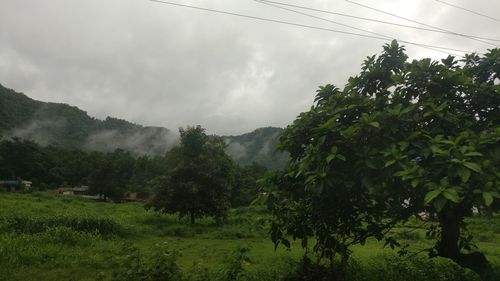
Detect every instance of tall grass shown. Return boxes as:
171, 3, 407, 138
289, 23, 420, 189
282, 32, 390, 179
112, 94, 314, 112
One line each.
1, 193, 499, 280
0, 213, 122, 236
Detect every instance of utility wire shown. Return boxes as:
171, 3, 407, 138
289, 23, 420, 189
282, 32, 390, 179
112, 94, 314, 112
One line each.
344, 0, 500, 48
254, 0, 461, 57
257, 0, 500, 43
434, 0, 500, 23
148, 0, 476, 54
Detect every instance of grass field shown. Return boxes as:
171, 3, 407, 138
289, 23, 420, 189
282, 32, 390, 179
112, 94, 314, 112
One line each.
0, 192, 499, 281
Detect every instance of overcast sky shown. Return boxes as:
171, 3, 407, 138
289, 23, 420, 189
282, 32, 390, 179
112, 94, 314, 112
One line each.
1, 0, 499, 135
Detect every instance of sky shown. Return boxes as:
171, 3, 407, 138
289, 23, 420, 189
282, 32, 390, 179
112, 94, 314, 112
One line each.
1, 0, 499, 135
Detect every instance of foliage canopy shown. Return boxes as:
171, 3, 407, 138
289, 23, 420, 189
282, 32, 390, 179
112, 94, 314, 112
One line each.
265, 41, 500, 274
148, 126, 235, 223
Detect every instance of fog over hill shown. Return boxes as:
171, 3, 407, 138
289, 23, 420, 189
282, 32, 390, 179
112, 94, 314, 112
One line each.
0, 83, 287, 169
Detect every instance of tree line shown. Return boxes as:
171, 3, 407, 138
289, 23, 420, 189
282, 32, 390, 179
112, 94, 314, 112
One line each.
0, 127, 267, 214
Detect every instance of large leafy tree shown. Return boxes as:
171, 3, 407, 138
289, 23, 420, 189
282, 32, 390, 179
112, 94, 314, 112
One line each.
148, 126, 234, 224
266, 41, 499, 274
88, 149, 135, 200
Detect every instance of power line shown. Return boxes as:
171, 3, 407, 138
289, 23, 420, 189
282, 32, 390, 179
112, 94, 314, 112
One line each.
254, 0, 462, 56
148, 0, 476, 54
434, 0, 500, 23
256, 0, 500, 43
344, 0, 500, 48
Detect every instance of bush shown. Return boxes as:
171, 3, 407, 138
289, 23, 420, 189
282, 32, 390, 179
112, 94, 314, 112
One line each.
394, 230, 421, 241
41, 226, 99, 245
111, 243, 184, 281
353, 254, 481, 281
161, 225, 196, 237
214, 247, 251, 281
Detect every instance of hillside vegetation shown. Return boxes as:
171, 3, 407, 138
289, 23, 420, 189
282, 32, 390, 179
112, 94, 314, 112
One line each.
0, 83, 288, 168
0, 83, 176, 155
224, 127, 288, 170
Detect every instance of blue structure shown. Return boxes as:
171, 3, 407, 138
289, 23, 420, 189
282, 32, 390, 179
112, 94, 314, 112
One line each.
0, 180, 32, 192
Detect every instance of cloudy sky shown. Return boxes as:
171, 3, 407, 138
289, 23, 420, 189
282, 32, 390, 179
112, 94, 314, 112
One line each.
1, 0, 499, 135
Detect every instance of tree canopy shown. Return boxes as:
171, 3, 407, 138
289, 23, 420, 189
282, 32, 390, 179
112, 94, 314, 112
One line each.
265, 41, 499, 275
147, 126, 235, 224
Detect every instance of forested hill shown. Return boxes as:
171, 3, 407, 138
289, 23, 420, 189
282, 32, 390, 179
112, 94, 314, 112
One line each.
223, 127, 288, 170
0, 83, 288, 169
0, 83, 176, 155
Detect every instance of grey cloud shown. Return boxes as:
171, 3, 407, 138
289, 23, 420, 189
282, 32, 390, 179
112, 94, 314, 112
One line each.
84, 127, 179, 156
6, 118, 67, 146
1, 0, 499, 135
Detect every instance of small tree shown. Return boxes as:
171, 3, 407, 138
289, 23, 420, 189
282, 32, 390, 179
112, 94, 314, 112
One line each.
231, 163, 268, 207
266, 41, 499, 275
148, 126, 234, 224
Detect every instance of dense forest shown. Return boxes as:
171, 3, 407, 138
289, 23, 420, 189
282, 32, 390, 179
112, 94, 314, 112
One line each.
0, 84, 176, 155
0, 134, 266, 208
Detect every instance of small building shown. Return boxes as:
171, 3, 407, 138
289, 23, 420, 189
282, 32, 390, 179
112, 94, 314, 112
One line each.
0, 180, 32, 192
56, 186, 89, 195
120, 192, 140, 203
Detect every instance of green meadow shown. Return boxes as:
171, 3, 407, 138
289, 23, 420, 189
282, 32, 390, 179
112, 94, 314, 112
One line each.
1, 192, 499, 281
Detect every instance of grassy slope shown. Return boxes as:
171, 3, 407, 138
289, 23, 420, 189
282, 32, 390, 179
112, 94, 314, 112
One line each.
0, 192, 499, 281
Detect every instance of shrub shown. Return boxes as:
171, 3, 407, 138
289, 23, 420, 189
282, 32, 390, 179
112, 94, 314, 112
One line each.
354, 254, 481, 281
40, 226, 99, 245
394, 230, 421, 241
214, 247, 251, 281
161, 225, 196, 237
111, 243, 184, 281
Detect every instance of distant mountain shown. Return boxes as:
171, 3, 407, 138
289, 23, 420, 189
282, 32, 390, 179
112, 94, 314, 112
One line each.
223, 127, 288, 170
0, 83, 288, 169
0, 83, 177, 155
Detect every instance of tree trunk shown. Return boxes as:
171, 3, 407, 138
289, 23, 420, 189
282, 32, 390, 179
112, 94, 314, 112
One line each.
190, 212, 195, 225
438, 212, 491, 278
438, 212, 461, 260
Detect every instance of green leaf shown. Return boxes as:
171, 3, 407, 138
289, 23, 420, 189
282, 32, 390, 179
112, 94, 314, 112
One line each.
483, 192, 494, 207
340, 126, 357, 137
391, 74, 403, 83
399, 141, 409, 151
457, 168, 471, 183
394, 171, 406, 177
433, 196, 447, 212
411, 179, 418, 188
366, 159, 377, 169
250, 192, 269, 206
369, 121, 380, 128
385, 159, 396, 167
336, 154, 346, 161
330, 146, 338, 154
424, 190, 441, 204
326, 154, 335, 164
464, 152, 482, 157
442, 188, 460, 203
463, 162, 482, 173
